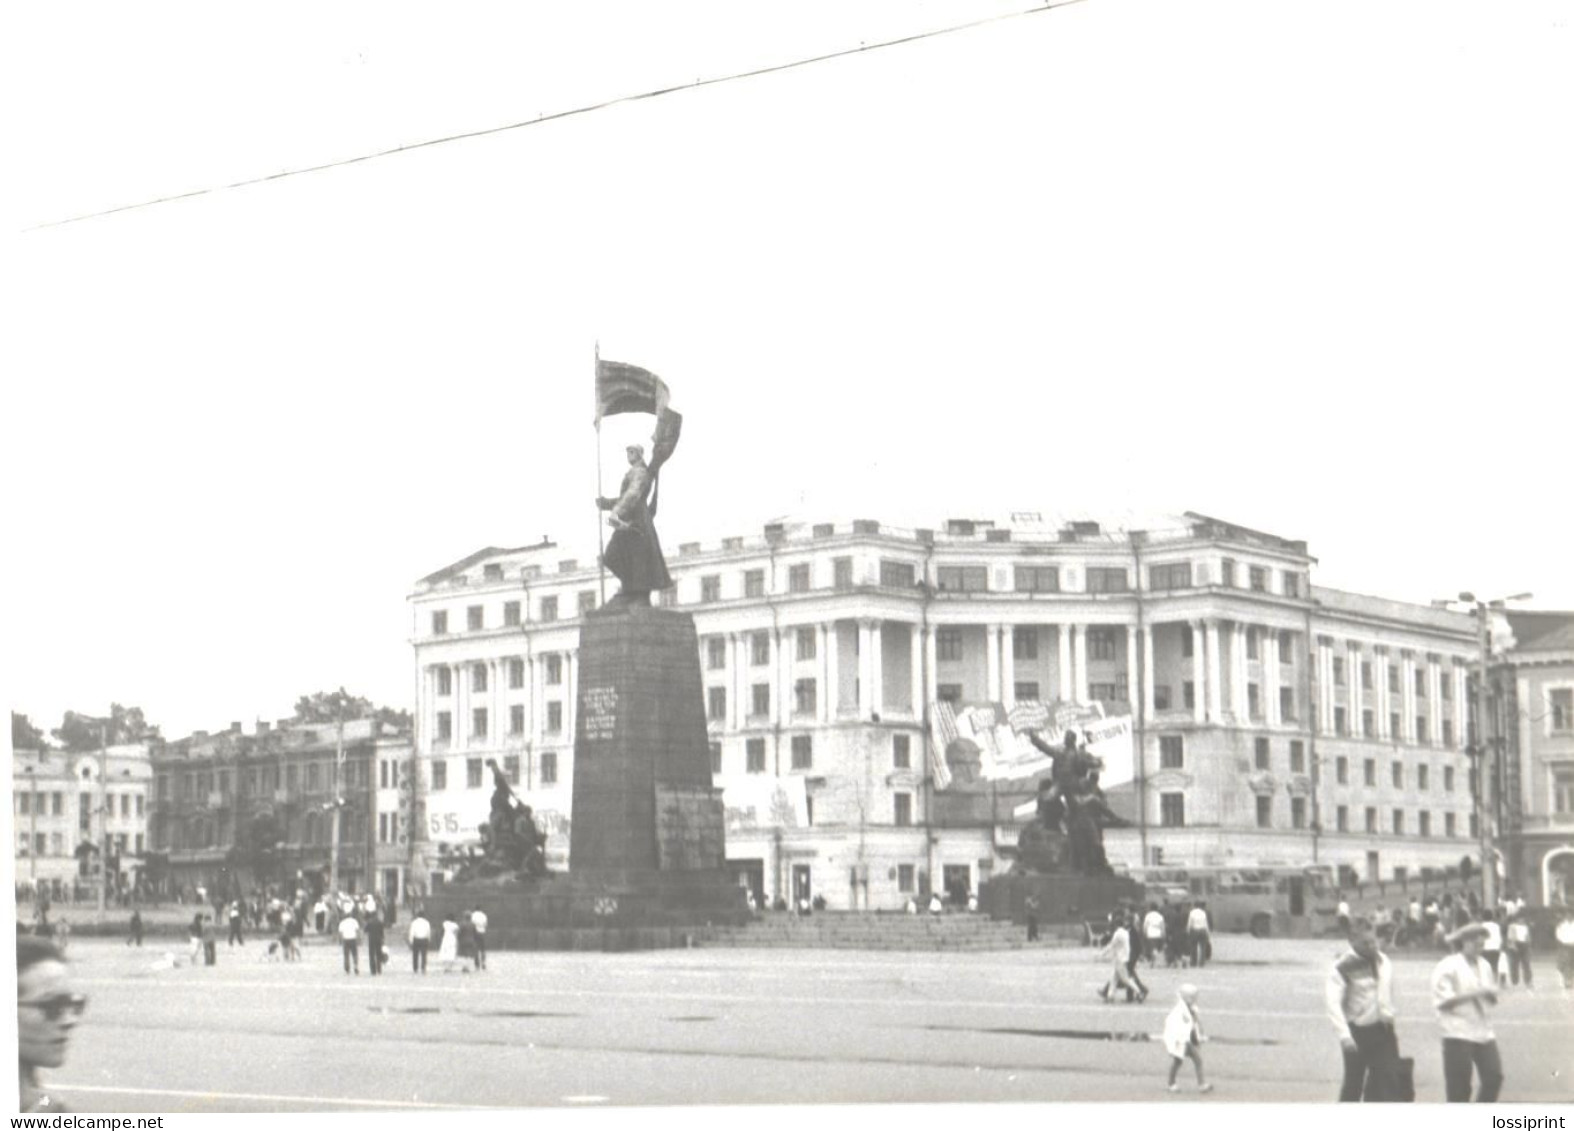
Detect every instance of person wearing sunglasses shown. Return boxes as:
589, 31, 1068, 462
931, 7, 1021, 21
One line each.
17, 935, 85, 1113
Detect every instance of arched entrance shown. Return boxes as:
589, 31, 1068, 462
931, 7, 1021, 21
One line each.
1540, 846, 1574, 906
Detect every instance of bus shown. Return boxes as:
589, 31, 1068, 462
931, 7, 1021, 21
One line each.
1123, 865, 1339, 938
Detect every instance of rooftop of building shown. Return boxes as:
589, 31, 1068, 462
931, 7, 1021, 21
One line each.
1312, 586, 1477, 636
152, 717, 409, 763
1505, 610, 1574, 655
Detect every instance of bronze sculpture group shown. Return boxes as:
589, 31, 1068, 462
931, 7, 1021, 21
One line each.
450, 759, 549, 882
1015, 729, 1128, 876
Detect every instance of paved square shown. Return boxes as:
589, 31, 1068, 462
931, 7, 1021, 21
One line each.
45, 934, 1574, 1110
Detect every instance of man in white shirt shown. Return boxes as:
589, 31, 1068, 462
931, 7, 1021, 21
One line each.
1327, 918, 1399, 1101
1555, 912, 1574, 990
1098, 911, 1145, 1003
1481, 912, 1504, 979
1186, 902, 1212, 968
337, 912, 361, 975
1336, 898, 1352, 934
1504, 913, 1533, 988
408, 909, 431, 974
1432, 922, 1503, 1102
1144, 904, 1167, 965
470, 906, 489, 971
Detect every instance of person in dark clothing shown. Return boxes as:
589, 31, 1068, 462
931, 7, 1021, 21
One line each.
1025, 895, 1040, 942
1124, 910, 1150, 1001
227, 902, 245, 947
365, 914, 385, 976
126, 910, 143, 947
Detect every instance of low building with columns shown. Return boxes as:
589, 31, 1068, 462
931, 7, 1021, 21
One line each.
408, 512, 1483, 909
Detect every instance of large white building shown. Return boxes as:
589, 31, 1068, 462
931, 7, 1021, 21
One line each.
406, 512, 1482, 910
12, 744, 153, 903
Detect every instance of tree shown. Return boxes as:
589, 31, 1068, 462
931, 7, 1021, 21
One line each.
292, 688, 410, 732
11, 712, 48, 751
51, 704, 161, 750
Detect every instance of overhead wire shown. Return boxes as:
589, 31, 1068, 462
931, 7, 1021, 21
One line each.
24, 0, 1089, 233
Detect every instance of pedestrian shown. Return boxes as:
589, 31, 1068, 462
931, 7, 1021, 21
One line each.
1555, 910, 1574, 991
1098, 911, 1145, 1003
1432, 922, 1504, 1102
409, 908, 431, 974
471, 906, 489, 971
1123, 911, 1151, 1001
1163, 984, 1213, 1094
1328, 917, 1400, 1101
1504, 912, 1533, 989
1165, 902, 1186, 967
457, 911, 478, 969
228, 900, 245, 947
188, 913, 204, 966
1481, 911, 1503, 981
1143, 903, 1166, 965
201, 916, 217, 966
1024, 894, 1040, 942
127, 910, 143, 948
928, 892, 943, 916
313, 898, 328, 934
338, 912, 361, 974
1336, 897, 1351, 937
365, 913, 384, 976
1187, 901, 1212, 968
438, 915, 462, 973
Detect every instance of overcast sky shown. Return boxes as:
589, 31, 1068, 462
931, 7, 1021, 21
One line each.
5, 0, 1570, 741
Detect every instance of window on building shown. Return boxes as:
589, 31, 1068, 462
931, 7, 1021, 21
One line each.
1445, 812, 1457, 837
1245, 628, 1260, 660
833, 557, 854, 590
1390, 761, 1404, 789
546, 655, 563, 685
898, 864, 915, 893
937, 683, 963, 704
466, 759, 483, 789
503, 755, 519, 785
1390, 710, 1401, 737
794, 626, 817, 660
378, 813, 389, 844
1086, 568, 1129, 593
1160, 793, 1185, 827
467, 605, 484, 631
1221, 559, 1236, 587
579, 590, 597, 616
1283, 572, 1302, 598
1247, 565, 1267, 591
1013, 627, 1040, 660
893, 734, 911, 769
472, 663, 488, 693
1441, 674, 1453, 701
1150, 563, 1194, 590
1288, 797, 1306, 829
1361, 758, 1375, 787
790, 735, 813, 770
1280, 687, 1296, 721
709, 742, 722, 775
1336, 756, 1348, 784
1442, 719, 1455, 747
937, 566, 989, 592
1336, 805, 1349, 832
436, 667, 452, 696
1416, 669, 1429, 697
706, 637, 727, 670
1016, 681, 1043, 702
1392, 810, 1405, 835
1256, 795, 1272, 828
508, 658, 525, 689
436, 711, 452, 742
1279, 631, 1294, 663
305, 764, 321, 793
894, 793, 912, 827
1247, 683, 1261, 718
1365, 806, 1377, 833
1087, 628, 1118, 661
1160, 735, 1184, 769
546, 702, 562, 733
1334, 706, 1348, 736
1333, 657, 1346, 686
936, 629, 963, 662
1363, 709, 1375, 737
432, 610, 448, 635
879, 560, 914, 588
744, 569, 766, 597
540, 596, 558, 622
509, 704, 525, 736
751, 632, 770, 666
472, 708, 488, 739
1419, 811, 1432, 837
540, 753, 558, 785
1551, 689, 1574, 732
1181, 626, 1194, 658
1418, 764, 1430, 791
503, 601, 521, 627
1183, 682, 1196, 710
707, 687, 727, 722
135, 795, 144, 816
431, 761, 447, 791
750, 684, 770, 718
1386, 665, 1400, 694
1014, 566, 1060, 592
1289, 740, 1305, 774
794, 679, 817, 717
1469, 812, 1479, 838
1254, 737, 1270, 770
1444, 766, 1455, 792
701, 575, 721, 603
1154, 685, 1172, 710
1416, 716, 1429, 744
746, 738, 766, 773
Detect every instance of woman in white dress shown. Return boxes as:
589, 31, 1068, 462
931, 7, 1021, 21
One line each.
438, 917, 461, 972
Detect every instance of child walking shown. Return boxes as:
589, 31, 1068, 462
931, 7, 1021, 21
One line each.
1164, 983, 1214, 1093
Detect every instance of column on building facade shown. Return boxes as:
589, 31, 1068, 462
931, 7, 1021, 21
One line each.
1191, 620, 1207, 724
1313, 637, 1330, 733
1075, 623, 1091, 705
1401, 650, 1417, 742
1001, 624, 1017, 710
1453, 660, 1468, 742
924, 624, 938, 716
1057, 625, 1073, 701
491, 658, 503, 748
869, 620, 884, 718
1142, 624, 1156, 718
1127, 626, 1142, 716
826, 622, 841, 720
1230, 623, 1247, 721
910, 624, 925, 719
452, 663, 466, 750
1348, 641, 1363, 735
1427, 656, 1443, 742
769, 628, 784, 726
728, 634, 743, 729
1205, 620, 1223, 722
984, 624, 1002, 704
565, 650, 577, 741
857, 620, 875, 718
525, 655, 539, 745
1264, 630, 1281, 726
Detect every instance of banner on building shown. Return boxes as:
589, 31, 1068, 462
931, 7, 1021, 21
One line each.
722, 775, 809, 832
929, 699, 1134, 790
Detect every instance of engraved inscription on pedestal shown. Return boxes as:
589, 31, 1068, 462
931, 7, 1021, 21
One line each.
583, 686, 618, 744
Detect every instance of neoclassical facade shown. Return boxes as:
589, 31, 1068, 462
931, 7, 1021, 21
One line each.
408, 512, 1483, 909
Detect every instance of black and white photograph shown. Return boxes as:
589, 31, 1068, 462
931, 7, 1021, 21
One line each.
5, 0, 1573, 1118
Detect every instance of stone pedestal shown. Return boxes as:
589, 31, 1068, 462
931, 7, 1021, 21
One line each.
427, 604, 746, 948
980, 872, 1142, 926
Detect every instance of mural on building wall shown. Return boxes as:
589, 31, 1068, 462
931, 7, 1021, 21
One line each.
929, 699, 1134, 790
723, 776, 809, 832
